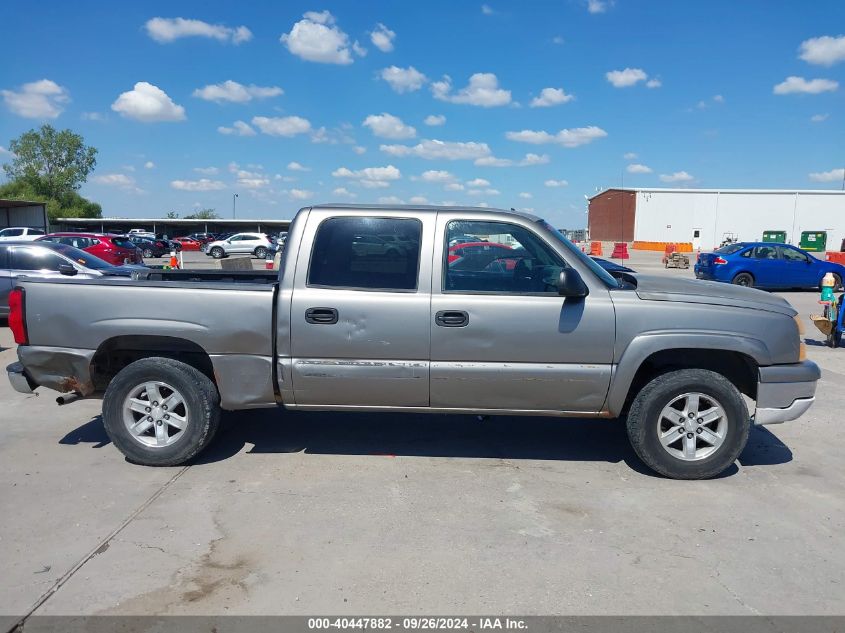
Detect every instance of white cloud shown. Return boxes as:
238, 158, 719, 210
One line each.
378, 195, 404, 205
218, 120, 256, 136
111, 82, 186, 122
353, 145, 367, 154
332, 164, 402, 188
518, 192, 532, 199
424, 114, 446, 126
288, 188, 313, 199
606, 68, 649, 88
145, 17, 252, 44
799, 35, 845, 67
659, 171, 694, 183
287, 161, 310, 171
623, 152, 638, 160
467, 188, 500, 196
370, 23, 395, 52
466, 178, 490, 187
234, 167, 270, 189
144, 161, 155, 169
473, 153, 550, 167
646, 78, 662, 88
420, 170, 455, 183
333, 187, 356, 197
811, 113, 829, 122
192, 80, 283, 103
81, 111, 104, 121
713, 94, 724, 103
808, 168, 845, 183
380, 138, 492, 160
552, 36, 565, 45
432, 73, 511, 107
444, 183, 464, 191
530, 87, 574, 107
252, 115, 311, 136
544, 179, 568, 187
363, 113, 417, 139
1, 79, 70, 118
194, 166, 219, 175
481, 4, 495, 15
626, 163, 652, 174
773, 76, 838, 95
281, 11, 353, 64
505, 126, 607, 147
587, 0, 608, 13
380, 66, 427, 93
171, 178, 225, 191
93, 173, 141, 193
352, 40, 367, 57
409, 195, 428, 204
519, 153, 550, 165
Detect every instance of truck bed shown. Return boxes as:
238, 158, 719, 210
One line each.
132, 269, 278, 284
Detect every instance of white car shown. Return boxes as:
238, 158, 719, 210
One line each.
0, 227, 46, 242
127, 228, 155, 239
204, 232, 272, 259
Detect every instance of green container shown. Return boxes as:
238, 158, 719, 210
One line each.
799, 231, 827, 252
762, 230, 786, 243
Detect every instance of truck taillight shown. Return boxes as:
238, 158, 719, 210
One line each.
713, 257, 728, 265
8, 288, 28, 345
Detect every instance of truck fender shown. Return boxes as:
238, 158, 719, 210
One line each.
605, 331, 771, 416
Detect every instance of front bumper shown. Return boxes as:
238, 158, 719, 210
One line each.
7, 362, 37, 394
754, 360, 820, 425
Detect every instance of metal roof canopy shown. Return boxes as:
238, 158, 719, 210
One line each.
1, 198, 49, 231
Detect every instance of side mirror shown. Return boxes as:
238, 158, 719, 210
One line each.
58, 263, 78, 276
557, 268, 589, 298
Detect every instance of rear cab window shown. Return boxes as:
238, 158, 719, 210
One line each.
308, 216, 422, 291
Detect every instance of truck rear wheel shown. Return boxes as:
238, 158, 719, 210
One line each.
625, 369, 750, 479
102, 357, 221, 466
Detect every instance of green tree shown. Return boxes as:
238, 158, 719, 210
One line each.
0, 179, 102, 220
3, 125, 97, 200
166, 211, 180, 219
185, 208, 220, 219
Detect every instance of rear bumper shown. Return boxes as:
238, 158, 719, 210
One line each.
7, 361, 37, 394
754, 360, 820, 425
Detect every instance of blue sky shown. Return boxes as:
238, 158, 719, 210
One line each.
1, 0, 843, 227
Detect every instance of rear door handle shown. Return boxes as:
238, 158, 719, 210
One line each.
305, 307, 339, 324
435, 310, 469, 327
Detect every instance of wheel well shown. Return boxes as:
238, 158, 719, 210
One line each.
624, 348, 758, 411
91, 335, 215, 391
733, 271, 754, 280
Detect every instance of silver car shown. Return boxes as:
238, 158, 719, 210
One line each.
204, 233, 272, 259
0, 241, 144, 317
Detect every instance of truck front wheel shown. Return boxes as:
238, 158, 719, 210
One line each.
625, 369, 750, 479
102, 357, 221, 466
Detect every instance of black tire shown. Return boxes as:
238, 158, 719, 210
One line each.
626, 369, 750, 480
210, 246, 225, 259
142, 248, 154, 258
102, 357, 221, 466
732, 272, 754, 287
254, 246, 268, 259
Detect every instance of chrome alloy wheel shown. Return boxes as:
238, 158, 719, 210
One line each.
656, 392, 728, 461
122, 381, 188, 448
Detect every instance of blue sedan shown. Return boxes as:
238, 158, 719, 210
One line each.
694, 242, 845, 290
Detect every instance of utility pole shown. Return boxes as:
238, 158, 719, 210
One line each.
232, 193, 238, 219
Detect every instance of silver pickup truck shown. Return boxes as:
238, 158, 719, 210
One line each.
6, 204, 820, 479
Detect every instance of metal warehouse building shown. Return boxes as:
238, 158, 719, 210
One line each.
588, 188, 845, 252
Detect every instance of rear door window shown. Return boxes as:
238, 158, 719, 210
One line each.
308, 216, 422, 291
110, 237, 135, 249
10, 247, 68, 271
752, 246, 777, 260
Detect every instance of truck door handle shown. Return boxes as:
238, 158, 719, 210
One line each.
435, 310, 469, 327
305, 307, 339, 324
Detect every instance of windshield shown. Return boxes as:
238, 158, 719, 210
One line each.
716, 243, 745, 255
540, 221, 621, 288
45, 243, 112, 270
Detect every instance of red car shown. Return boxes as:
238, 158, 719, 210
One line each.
172, 237, 202, 251
37, 232, 143, 265
447, 241, 513, 264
